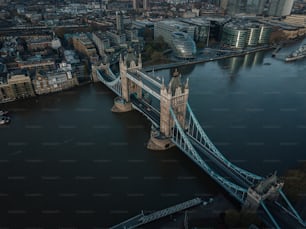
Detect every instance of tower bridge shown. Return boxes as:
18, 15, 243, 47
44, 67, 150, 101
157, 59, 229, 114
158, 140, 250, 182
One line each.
92, 51, 306, 229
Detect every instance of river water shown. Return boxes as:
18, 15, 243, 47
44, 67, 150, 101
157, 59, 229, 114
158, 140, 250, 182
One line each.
1, 40, 306, 228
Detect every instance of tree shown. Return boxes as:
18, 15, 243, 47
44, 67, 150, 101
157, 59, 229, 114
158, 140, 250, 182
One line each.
153, 35, 169, 51
283, 163, 306, 203
151, 51, 163, 61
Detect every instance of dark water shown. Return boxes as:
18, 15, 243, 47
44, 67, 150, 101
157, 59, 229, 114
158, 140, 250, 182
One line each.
1, 41, 306, 228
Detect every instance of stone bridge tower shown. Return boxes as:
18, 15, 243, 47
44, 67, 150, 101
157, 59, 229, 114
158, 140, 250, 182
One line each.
160, 69, 189, 137
112, 49, 142, 112
148, 69, 189, 150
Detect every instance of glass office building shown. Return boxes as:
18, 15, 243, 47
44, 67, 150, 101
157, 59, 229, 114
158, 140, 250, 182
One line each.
221, 21, 272, 49
171, 32, 197, 59
154, 20, 197, 58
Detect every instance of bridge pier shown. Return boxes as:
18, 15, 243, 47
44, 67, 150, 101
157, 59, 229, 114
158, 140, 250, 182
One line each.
111, 97, 132, 112
147, 126, 175, 150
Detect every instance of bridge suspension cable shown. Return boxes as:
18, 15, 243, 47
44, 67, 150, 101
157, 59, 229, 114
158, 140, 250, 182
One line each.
170, 107, 247, 204
185, 103, 262, 186
96, 69, 122, 96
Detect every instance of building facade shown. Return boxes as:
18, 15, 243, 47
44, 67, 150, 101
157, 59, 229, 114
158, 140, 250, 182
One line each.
221, 20, 272, 49
72, 33, 98, 58
180, 18, 211, 43
116, 11, 124, 33
0, 72, 35, 103
33, 63, 78, 95
106, 31, 127, 46
171, 32, 196, 59
267, 0, 294, 16
92, 32, 111, 56
221, 0, 265, 15
155, 20, 197, 58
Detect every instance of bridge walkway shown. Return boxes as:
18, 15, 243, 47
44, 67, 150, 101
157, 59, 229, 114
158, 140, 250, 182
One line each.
110, 197, 202, 229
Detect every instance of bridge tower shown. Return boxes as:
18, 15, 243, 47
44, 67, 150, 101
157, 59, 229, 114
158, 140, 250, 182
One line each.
91, 62, 110, 83
148, 69, 189, 150
243, 172, 284, 211
112, 49, 142, 112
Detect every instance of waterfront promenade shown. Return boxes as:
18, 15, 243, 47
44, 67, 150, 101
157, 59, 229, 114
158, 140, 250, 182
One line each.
143, 45, 275, 72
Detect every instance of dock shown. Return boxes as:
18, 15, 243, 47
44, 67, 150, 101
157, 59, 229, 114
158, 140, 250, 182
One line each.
110, 197, 202, 229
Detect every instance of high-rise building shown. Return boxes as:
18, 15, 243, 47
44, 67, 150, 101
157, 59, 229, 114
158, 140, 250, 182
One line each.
220, 0, 265, 15
143, 0, 148, 10
133, 0, 149, 10
267, 0, 294, 16
221, 20, 272, 49
133, 0, 137, 10
116, 11, 124, 33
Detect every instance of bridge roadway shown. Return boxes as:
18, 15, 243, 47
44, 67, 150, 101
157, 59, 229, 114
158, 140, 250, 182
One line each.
110, 197, 202, 229
187, 135, 251, 189
126, 70, 161, 100
130, 94, 160, 126
98, 69, 117, 82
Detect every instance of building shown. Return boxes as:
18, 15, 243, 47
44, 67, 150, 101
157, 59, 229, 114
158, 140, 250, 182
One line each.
267, 0, 294, 17
220, 0, 265, 15
92, 32, 112, 56
221, 20, 272, 49
64, 50, 80, 65
258, 25, 272, 44
222, 22, 249, 48
0, 74, 15, 103
33, 63, 78, 95
247, 24, 260, 46
154, 20, 197, 58
0, 71, 35, 102
72, 33, 98, 58
165, 0, 189, 4
126, 29, 139, 42
26, 37, 52, 51
133, 0, 149, 10
17, 58, 56, 72
106, 31, 127, 46
116, 11, 124, 33
180, 18, 211, 43
143, 0, 149, 10
155, 20, 196, 42
133, 0, 137, 9
284, 14, 306, 28
132, 20, 154, 38
171, 32, 196, 59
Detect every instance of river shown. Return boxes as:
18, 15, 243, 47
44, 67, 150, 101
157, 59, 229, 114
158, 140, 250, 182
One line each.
1, 40, 306, 228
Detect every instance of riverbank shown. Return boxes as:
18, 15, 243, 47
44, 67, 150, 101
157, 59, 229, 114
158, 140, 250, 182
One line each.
0, 79, 92, 105
143, 45, 275, 72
